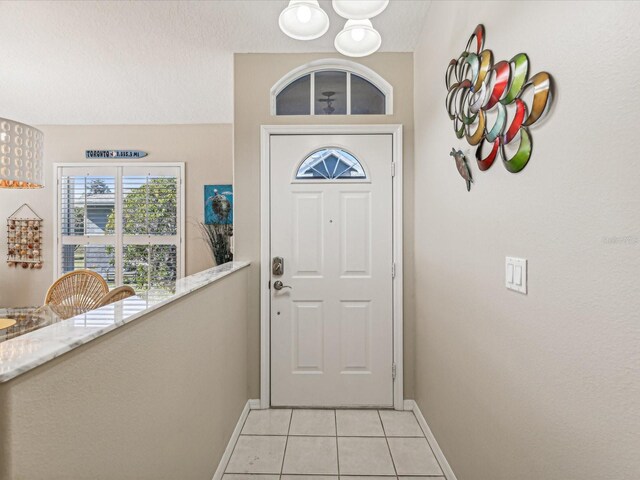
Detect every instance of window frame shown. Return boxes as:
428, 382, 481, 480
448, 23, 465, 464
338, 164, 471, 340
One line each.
271, 58, 393, 116
53, 162, 186, 287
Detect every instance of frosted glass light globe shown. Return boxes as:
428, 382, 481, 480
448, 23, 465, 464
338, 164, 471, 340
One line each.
332, 0, 389, 20
296, 5, 312, 23
351, 28, 366, 42
335, 19, 381, 57
279, 0, 330, 41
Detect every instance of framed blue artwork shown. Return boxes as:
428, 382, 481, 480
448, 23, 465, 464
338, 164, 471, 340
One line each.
204, 185, 233, 225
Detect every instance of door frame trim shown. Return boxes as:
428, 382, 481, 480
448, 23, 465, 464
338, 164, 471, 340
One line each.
259, 124, 404, 410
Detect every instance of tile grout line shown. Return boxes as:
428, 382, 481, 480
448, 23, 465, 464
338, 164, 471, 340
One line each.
378, 410, 399, 478
223, 475, 440, 478
334, 409, 340, 478
259, 434, 338, 437
280, 409, 294, 477
241, 433, 404, 438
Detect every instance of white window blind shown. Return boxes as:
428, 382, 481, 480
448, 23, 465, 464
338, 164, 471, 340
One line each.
56, 164, 184, 296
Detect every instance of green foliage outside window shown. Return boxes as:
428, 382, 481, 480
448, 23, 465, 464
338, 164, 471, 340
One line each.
105, 177, 177, 291
89, 178, 111, 194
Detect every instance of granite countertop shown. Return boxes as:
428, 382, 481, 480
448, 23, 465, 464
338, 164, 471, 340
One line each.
0, 261, 249, 383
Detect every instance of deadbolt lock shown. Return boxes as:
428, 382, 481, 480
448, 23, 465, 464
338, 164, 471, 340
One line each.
272, 256, 284, 276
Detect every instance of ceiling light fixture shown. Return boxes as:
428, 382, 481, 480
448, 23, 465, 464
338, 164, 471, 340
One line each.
334, 19, 382, 57
279, 0, 330, 41
332, 0, 389, 20
0, 118, 44, 188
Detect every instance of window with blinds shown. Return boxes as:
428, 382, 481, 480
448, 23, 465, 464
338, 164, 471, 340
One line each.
56, 164, 184, 295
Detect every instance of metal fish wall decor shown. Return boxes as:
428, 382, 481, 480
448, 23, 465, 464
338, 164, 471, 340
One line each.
450, 148, 473, 191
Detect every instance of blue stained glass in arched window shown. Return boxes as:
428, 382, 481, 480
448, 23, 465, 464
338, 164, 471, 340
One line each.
296, 148, 366, 180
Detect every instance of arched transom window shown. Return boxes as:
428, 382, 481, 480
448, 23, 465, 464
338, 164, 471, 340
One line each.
296, 148, 367, 180
272, 59, 393, 116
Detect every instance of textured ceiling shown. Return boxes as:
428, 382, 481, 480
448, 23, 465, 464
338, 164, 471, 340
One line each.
0, 0, 430, 125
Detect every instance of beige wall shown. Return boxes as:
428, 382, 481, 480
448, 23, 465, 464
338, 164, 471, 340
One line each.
234, 53, 415, 399
0, 124, 232, 307
0, 267, 249, 480
413, 2, 640, 479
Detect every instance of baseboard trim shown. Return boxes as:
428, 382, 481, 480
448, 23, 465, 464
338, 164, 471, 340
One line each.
403, 399, 416, 411
212, 399, 255, 480
404, 399, 458, 480
248, 398, 262, 410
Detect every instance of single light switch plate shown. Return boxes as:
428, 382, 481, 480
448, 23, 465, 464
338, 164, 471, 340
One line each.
506, 257, 527, 294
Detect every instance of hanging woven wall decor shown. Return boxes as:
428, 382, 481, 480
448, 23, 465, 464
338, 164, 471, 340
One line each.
6, 204, 43, 269
445, 25, 553, 173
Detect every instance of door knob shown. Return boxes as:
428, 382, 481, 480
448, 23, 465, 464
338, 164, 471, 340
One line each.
273, 281, 292, 291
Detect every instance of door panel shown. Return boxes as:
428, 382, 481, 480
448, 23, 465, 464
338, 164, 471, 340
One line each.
340, 301, 371, 372
340, 192, 371, 277
292, 192, 324, 277
270, 134, 393, 407
292, 301, 324, 372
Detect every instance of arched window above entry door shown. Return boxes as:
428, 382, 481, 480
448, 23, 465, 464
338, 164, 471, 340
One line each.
272, 59, 393, 116
295, 148, 367, 180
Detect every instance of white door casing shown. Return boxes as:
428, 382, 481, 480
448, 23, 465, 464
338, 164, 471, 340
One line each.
262, 126, 403, 409
260, 125, 404, 410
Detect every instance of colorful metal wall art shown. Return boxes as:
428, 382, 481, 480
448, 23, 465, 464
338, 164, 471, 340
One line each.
445, 25, 553, 173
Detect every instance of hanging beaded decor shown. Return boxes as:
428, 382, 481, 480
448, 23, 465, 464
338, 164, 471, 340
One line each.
6, 204, 43, 269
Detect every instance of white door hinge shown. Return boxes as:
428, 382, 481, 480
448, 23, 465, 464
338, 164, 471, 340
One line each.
391, 162, 396, 177
392, 262, 396, 278
392, 363, 397, 380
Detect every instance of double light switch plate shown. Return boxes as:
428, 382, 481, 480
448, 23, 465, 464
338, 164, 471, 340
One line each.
506, 257, 527, 294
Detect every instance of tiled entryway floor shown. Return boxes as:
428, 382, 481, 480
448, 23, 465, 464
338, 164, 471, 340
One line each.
223, 409, 446, 480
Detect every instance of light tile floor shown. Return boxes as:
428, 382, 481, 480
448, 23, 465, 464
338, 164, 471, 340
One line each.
223, 409, 445, 480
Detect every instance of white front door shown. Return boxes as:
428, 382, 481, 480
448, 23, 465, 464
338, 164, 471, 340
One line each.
270, 134, 394, 407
